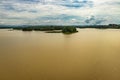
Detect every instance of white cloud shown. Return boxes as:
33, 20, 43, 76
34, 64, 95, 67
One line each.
0, 0, 120, 25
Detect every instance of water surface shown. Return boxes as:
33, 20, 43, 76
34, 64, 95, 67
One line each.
0, 29, 120, 80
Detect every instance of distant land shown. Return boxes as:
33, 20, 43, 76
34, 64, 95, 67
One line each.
0, 24, 120, 33
0, 24, 120, 29
0, 24, 120, 30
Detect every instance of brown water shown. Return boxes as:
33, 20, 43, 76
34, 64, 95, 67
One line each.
0, 29, 120, 80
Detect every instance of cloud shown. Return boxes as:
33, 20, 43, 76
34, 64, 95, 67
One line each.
85, 16, 106, 25
0, 0, 120, 25
85, 16, 95, 23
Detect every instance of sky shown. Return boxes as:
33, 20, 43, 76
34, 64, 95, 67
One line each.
0, 0, 120, 25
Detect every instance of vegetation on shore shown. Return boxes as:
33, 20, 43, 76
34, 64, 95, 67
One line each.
0, 24, 120, 34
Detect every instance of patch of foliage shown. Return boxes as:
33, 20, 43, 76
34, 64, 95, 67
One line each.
62, 26, 78, 34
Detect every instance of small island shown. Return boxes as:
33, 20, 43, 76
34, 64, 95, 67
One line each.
12, 26, 78, 34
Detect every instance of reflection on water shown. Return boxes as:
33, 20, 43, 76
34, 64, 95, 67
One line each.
0, 29, 120, 80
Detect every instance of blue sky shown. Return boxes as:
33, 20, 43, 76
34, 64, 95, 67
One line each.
0, 0, 120, 25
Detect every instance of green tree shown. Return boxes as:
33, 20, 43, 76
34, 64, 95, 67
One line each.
62, 26, 78, 34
